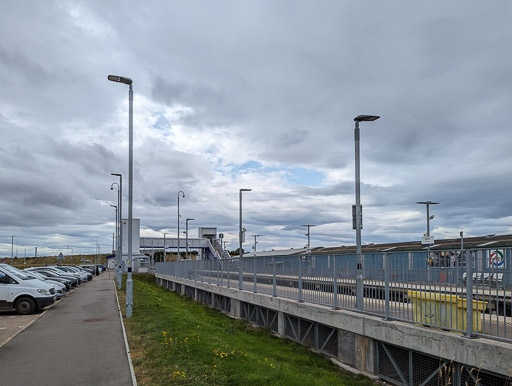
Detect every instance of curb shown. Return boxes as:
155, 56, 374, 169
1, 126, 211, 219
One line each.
114, 280, 138, 386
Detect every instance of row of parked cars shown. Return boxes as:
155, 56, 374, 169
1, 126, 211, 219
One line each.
0, 263, 105, 315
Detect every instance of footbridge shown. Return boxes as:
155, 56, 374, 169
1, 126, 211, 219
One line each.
140, 236, 230, 260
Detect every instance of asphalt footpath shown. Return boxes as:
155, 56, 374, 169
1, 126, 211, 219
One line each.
0, 273, 135, 386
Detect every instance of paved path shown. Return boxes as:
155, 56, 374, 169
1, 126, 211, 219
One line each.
0, 274, 134, 386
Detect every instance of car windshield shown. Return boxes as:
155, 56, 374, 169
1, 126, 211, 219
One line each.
2, 265, 32, 280
27, 271, 45, 280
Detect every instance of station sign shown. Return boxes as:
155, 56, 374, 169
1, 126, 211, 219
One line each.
421, 236, 435, 245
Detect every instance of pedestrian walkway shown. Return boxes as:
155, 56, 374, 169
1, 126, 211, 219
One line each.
0, 274, 134, 386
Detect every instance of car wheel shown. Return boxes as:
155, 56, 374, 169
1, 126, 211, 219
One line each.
15, 297, 36, 315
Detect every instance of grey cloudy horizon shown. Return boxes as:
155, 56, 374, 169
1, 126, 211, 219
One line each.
1, 1, 512, 256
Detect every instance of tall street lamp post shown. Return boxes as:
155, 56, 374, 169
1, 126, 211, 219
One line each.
177, 191, 185, 260
111, 174, 123, 286
239, 189, 251, 289
108, 74, 134, 318
354, 114, 380, 310
251, 234, 261, 255
163, 233, 169, 262
301, 224, 316, 251
416, 200, 439, 279
186, 218, 195, 260
111, 178, 122, 288
110, 204, 118, 258
11, 236, 15, 265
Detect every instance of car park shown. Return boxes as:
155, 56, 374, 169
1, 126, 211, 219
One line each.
0, 264, 56, 315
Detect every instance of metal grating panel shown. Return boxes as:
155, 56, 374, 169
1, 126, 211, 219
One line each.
213, 294, 231, 313
285, 315, 299, 341
378, 341, 511, 386
240, 302, 279, 333
318, 323, 338, 357
184, 285, 194, 299
196, 289, 212, 305
283, 314, 338, 357
377, 342, 410, 385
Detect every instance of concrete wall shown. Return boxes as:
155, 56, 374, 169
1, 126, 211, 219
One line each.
155, 273, 512, 378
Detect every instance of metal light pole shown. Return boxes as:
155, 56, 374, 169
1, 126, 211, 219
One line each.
11, 236, 14, 264
186, 218, 195, 260
110, 204, 118, 254
301, 224, 316, 250
111, 174, 122, 289
251, 234, 261, 255
177, 191, 185, 260
416, 201, 439, 277
163, 233, 169, 262
108, 74, 134, 318
354, 114, 380, 310
239, 189, 251, 289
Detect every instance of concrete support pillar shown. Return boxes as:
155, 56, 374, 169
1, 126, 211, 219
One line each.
181, 284, 185, 296
338, 330, 356, 368
230, 298, 241, 318
277, 311, 285, 337
355, 334, 376, 375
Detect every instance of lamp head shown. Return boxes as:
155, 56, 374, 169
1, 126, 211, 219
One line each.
354, 115, 380, 122
108, 75, 132, 85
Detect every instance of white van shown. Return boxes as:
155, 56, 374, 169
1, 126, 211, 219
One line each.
0, 264, 57, 315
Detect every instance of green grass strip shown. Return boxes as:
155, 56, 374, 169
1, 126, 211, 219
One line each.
120, 274, 374, 385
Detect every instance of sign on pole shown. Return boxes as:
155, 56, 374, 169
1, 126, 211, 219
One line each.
421, 236, 435, 245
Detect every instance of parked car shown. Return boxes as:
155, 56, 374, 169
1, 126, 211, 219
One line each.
54, 266, 91, 282
0, 264, 56, 315
80, 265, 99, 276
27, 268, 80, 287
23, 271, 67, 298
24, 269, 73, 290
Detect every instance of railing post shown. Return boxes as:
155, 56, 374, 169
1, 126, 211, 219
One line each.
333, 255, 339, 310
208, 260, 211, 284
217, 259, 220, 285
464, 249, 475, 338
253, 256, 257, 293
384, 252, 390, 320
227, 259, 230, 288
272, 256, 277, 297
239, 258, 243, 290
298, 255, 304, 303
220, 259, 224, 286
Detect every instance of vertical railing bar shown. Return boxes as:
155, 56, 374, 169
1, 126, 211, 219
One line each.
253, 256, 257, 293
465, 249, 474, 338
272, 256, 277, 297
298, 255, 303, 303
333, 255, 339, 310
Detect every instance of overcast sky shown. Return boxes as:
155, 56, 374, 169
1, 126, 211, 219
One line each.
1, 1, 512, 257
